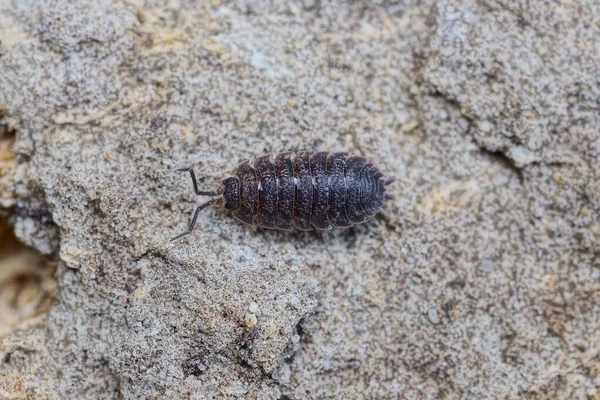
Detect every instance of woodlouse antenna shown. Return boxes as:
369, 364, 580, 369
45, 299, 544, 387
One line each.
171, 167, 223, 241
177, 167, 219, 196
171, 198, 219, 241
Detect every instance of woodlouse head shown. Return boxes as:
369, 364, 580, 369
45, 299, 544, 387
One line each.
222, 177, 241, 211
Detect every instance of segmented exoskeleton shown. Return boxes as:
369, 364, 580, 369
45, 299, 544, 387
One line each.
172, 151, 394, 240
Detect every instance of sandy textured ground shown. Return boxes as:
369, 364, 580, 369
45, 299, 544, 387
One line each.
0, 0, 599, 399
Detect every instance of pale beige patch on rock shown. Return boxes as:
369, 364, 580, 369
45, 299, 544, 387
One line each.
417, 179, 481, 218
0, 218, 57, 338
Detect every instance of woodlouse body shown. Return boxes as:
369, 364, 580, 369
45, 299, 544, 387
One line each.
172, 151, 393, 240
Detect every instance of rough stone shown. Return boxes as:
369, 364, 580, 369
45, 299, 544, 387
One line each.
0, 0, 598, 399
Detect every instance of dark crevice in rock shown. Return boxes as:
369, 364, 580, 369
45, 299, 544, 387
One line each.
479, 148, 524, 183
181, 351, 208, 377
0, 114, 60, 256
11, 199, 61, 257
423, 89, 527, 182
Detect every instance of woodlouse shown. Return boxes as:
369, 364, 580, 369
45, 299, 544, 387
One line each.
171, 151, 394, 240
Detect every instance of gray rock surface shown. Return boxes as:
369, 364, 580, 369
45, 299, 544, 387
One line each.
0, 0, 598, 398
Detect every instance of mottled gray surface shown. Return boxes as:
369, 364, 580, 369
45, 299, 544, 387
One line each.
0, 0, 598, 399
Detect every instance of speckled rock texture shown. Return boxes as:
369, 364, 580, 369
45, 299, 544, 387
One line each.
0, 0, 599, 399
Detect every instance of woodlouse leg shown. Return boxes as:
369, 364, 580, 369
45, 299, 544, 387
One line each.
178, 168, 219, 196
385, 194, 395, 200
384, 178, 395, 186
170, 198, 218, 241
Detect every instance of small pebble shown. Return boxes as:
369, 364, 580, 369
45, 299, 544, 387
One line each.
133, 287, 147, 300
248, 301, 259, 313
402, 120, 419, 132
245, 313, 257, 327
288, 294, 300, 308
509, 146, 537, 167
427, 307, 440, 325
476, 119, 494, 133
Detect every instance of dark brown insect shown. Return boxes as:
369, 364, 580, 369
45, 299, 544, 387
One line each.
171, 151, 394, 240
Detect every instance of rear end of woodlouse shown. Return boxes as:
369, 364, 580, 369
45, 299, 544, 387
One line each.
171, 152, 394, 241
